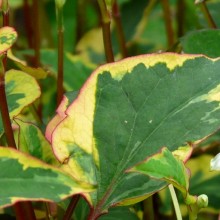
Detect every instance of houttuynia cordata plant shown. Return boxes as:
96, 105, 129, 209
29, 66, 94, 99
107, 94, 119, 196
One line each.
1, 0, 220, 219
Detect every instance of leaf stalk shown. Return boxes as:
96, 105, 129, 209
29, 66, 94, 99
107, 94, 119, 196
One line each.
62, 195, 80, 220
168, 184, 182, 220
55, 3, 64, 105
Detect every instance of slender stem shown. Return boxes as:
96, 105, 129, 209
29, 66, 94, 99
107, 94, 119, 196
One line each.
143, 196, 155, 219
23, 0, 34, 48
0, 68, 16, 148
56, 5, 64, 106
200, 1, 217, 29
97, 0, 114, 63
32, 0, 41, 67
14, 203, 37, 220
76, 0, 87, 44
168, 184, 182, 220
2, 9, 9, 26
62, 195, 80, 220
161, 0, 175, 47
112, 1, 127, 58
176, 0, 185, 37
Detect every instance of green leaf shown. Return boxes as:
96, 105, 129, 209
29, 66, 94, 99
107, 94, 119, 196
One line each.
48, 53, 220, 216
8, 50, 48, 79
0, 27, 17, 54
99, 206, 140, 220
5, 69, 41, 117
75, 28, 105, 65
0, 147, 95, 208
15, 118, 59, 165
0, 70, 41, 136
180, 29, 220, 58
129, 147, 190, 197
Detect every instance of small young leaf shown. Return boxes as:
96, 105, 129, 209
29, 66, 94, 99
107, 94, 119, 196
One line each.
197, 194, 208, 208
15, 118, 59, 165
0, 27, 17, 54
128, 147, 190, 197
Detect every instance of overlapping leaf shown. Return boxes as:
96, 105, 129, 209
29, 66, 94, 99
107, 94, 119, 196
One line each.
129, 148, 189, 191
48, 53, 220, 218
5, 69, 41, 117
15, 118, 59, 165
0, 70, 41, 136
8, 50, 48, 79
0, 147, 95, 208
180, 29, 220, 58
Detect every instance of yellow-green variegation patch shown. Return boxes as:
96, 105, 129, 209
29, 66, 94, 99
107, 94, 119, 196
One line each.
0, 147, 95, 208
0, 69, 41, 136
5, 69, 41, 117
47, 53, 220, 217
0, 27, 17, 54
15, 118, 59, 165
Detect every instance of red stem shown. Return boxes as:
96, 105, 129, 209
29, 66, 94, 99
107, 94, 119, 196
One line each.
161, 0, 175, 47
57, 26, 64, 105
97, 0, 114, 63
112, 1, 127, 58
32, 0, 40, 67
23, 0, 34, 48
0, 73, 16, 147
102, 20, 114, 63
176, 0, 185, 37
62, 195, 80, 220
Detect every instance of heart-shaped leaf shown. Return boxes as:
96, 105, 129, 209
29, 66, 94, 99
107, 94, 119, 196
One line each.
48, 53, 220, 218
